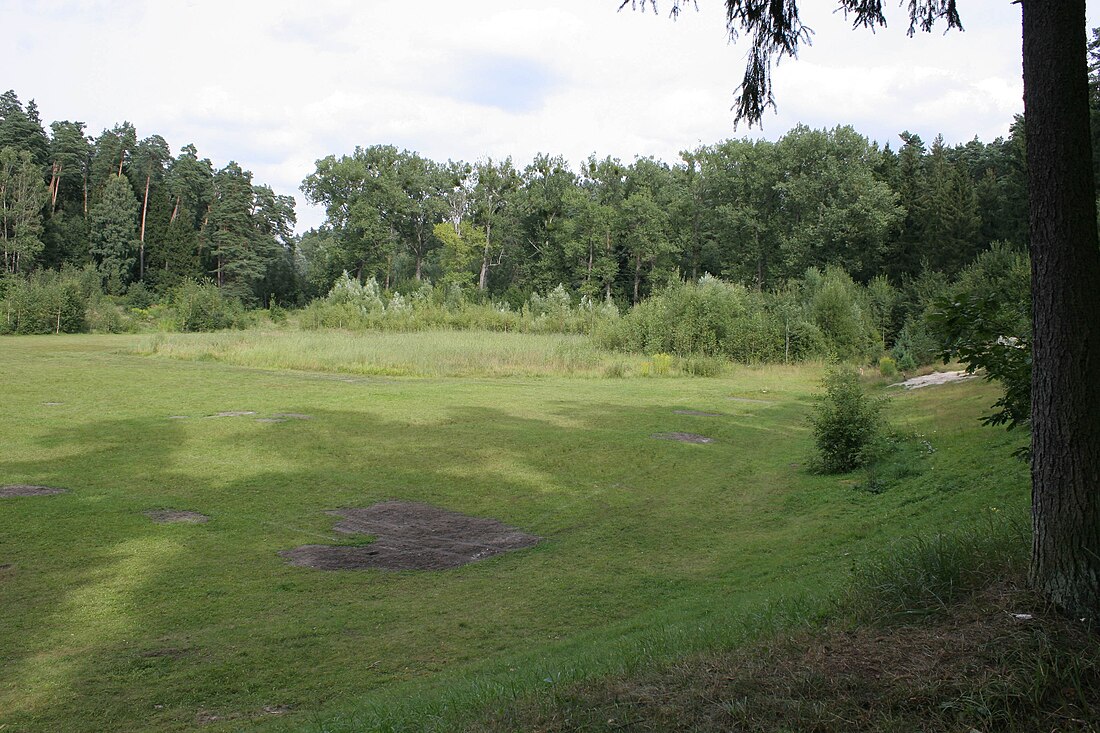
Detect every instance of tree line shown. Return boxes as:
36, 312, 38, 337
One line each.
0, 90, 297, 305
300, 123, 1027, 305
0, 85, 1046, 325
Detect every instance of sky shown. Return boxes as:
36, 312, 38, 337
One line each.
4, 0, 1097, 232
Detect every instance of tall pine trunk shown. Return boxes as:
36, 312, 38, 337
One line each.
139, 174, 150, 280
1023, 0, 1100, 618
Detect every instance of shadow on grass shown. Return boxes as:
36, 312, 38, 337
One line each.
0, 394, 893, 733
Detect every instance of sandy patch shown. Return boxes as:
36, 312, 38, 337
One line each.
891, 371, 977, 390
207, 411, 257, 418
280, 501, 541, 571
0, 485, 67, 498
653, 432, 715, 444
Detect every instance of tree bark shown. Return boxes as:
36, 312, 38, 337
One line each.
478, 220, 492, 290
633, 252, 642, 305
1023, 0, 1100, 619
605, 229, 613, 300
140, 174, 150, 280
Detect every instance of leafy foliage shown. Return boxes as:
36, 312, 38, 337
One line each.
808, 368, 886, 473
929, 244, 1031, 431
166, 279, 247, 332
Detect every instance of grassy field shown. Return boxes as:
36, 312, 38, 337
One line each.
0, 331, 1029, 732
132, 330, 652, 378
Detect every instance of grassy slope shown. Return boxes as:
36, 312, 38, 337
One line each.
0, 332, 1028, 732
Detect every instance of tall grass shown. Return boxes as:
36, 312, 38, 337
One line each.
133, 330, 671, 378
846, 512, 1030, 621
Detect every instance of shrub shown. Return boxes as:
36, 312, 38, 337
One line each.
808, 368, 886, 474
168, 279, 246, 332
808, 267, 878, 361
680, 355, 725, 377
878, 355, 897, 378
0, 271, 88, 334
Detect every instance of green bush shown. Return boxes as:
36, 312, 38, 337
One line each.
300, 277, 616, 336
808, 267, 878, 361
680, 355, 725, 377
808, 368, 886, 474
1, 270, 88, 334
878, 355, 897, 378
168, 279, 246, 332
85, 294, 131, 333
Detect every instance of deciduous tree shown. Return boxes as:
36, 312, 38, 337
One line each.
624, 0, 1100, 619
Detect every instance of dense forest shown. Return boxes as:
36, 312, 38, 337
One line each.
0, 90, 297, 304
0, 74, 1073, 368
298, 123, 1025, 302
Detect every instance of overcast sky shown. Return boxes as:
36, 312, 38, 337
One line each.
5, 1, 1097, 231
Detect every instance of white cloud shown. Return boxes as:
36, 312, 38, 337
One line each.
3, 0, 1096, 231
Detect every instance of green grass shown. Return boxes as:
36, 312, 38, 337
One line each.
0, 331, 1029, 732
133, 329, 650, 378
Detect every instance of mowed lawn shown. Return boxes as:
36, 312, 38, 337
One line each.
0, 332, 1029, 732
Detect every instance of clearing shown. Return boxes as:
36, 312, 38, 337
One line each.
0, 331, 1028, 732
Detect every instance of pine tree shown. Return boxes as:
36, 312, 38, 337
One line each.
88, 174, 139, 291
0, 147, 49, 274
207, 162, 263, 302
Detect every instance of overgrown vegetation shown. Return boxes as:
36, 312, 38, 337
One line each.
931, 243, 1032, 432
808, 368, 887, 474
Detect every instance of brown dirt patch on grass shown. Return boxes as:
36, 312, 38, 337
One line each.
207, 410, 257, 418
653, 432, 714, 444
144, 510, 210, 524
0, 485, 67, 498
280, 501, 541, 571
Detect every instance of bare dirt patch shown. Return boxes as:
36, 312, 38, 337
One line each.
207, 411, 257, 418
653, 432, 715, 444
144, 509, 210, 524
256, 413, 313, 424
280, 501, 541, 571
0, 485, 67, 498
673, 410, 725, 417
891, 370, 977, 390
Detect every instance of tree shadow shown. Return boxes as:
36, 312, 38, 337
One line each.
0, 394, 821, 731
